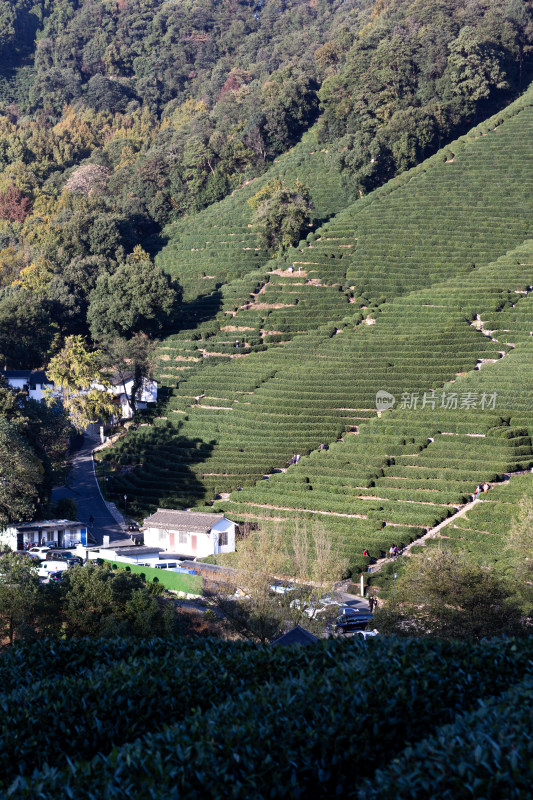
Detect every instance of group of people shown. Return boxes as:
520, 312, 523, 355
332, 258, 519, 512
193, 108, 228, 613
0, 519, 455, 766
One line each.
288, 453, 301, 465
368, 596, 378, 613
389, 545, 400, 558
474, 482, 490, 499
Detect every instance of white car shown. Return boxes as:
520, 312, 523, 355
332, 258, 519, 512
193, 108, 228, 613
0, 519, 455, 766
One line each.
28, 547, 51, 561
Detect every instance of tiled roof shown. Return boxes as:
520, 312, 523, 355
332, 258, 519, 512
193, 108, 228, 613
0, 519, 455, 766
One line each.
271, 625, 319, 647
3, 369, 51, 384
143, 509, 226, 534
10, 519, 81, 530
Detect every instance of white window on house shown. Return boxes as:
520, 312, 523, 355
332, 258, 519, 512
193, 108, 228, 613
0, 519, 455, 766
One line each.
178, 532, 188, 545
219, 531, 228, 546
158, 529, 167, 544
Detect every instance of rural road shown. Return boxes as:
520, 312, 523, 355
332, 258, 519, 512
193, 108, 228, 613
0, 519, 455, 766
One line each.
52, 424, 126, 546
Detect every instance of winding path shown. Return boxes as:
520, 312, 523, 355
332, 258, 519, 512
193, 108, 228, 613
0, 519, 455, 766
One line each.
52, 424, 127, 546
369, 469, 533, 573
367, 498, 482, 573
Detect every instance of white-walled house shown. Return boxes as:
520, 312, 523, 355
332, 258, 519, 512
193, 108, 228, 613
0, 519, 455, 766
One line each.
106, 373, 158, 419
143, 509, 236, 558
0, 519, 88, 551
3, 370, 53, 402
3, 368, 157, 420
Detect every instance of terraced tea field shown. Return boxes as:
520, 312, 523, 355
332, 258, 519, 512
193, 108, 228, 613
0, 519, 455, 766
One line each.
154, 131, 354, 385
104, 84, 533, 572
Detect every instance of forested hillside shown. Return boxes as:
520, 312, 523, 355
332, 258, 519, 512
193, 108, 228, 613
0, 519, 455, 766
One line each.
0, 0, 531, 369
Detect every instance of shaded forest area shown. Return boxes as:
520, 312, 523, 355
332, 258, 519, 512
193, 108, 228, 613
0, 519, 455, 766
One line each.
0, 0, 531, 367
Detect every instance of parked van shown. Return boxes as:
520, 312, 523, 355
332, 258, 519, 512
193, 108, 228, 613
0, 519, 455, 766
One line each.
38, 561, 69, 578
154, 562, 178, 569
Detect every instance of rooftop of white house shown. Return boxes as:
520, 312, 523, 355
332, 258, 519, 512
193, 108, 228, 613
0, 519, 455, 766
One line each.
2, 369, 52, 385
143, 509, 227, 533
7, 519, 82, 531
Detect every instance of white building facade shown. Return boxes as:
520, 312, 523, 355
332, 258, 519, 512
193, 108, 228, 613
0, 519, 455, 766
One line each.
0, 519, 87, 551
108, 375, 158, 419
3, 370, 53, 402
143, 509, 236, 559
3, 369, 157, 420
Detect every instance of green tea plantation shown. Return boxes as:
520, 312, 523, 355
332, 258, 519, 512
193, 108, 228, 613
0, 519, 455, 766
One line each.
2, 635, 533, 798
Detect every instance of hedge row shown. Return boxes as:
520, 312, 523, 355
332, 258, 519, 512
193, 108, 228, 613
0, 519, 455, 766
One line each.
7, 636, 533, 799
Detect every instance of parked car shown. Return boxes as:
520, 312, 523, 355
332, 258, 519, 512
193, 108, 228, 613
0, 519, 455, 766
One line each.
46, 551, 83, 566
336, 606, 364, 618
270, 584, 298, 595
331, 613, 374, 634
28, 547, 50, 560
16, 551, 40, 561
38, 562, 69, 579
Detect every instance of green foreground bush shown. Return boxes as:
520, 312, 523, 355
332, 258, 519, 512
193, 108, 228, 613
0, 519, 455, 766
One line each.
3, 635, 533, 798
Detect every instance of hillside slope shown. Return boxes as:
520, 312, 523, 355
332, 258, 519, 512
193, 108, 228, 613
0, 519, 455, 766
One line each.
105, 84, 533, 571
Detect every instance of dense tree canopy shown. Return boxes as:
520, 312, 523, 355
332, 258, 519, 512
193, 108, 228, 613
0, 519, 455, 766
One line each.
0, 417, 43, 527
0, 0, 529, 357
248, 179, 313, 252
61, 562, 175, 639
87, 247, 181, 341
375, 548, 526, 640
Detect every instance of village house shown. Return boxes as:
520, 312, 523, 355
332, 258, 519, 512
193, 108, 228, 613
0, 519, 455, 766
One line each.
143, 509, 236, 559
105, 373, 158, 419
3, 369, 53, 402
0, 519, 88, 551
3, 368, 157, 420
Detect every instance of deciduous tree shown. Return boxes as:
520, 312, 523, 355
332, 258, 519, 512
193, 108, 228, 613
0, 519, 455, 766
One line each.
44, 335, 114, 431
375, 548, 525, 640
0, 552, 39, 648
208, 522, 348, 643
87, 246, 181, 341
0, 418, 43, 528
248, 179, 313, 253
0, 184, 32, 222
